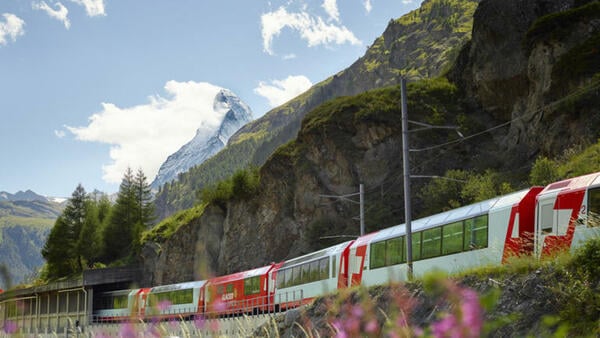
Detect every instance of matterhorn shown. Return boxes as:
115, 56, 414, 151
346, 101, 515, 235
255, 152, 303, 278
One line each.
151, 89, 253, 189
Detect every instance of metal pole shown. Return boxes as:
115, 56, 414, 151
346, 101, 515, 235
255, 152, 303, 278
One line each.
401, 77, 414, 280
359, 184, 365, 236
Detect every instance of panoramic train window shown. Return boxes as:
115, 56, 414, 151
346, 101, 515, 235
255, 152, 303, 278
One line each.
149, 289, 193, 306
464, 215, 488, 249
412, 232, 422, 261
244, 276, 261, 295
386, 237, 404, 266
422, 227, 442, 259
588, 187, 600, 226
370, 241, 386, 269
331, 256, 336, 278
442, 221, 463, 255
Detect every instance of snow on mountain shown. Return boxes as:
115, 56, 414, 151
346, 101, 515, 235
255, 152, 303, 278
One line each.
151, 89, 253, 189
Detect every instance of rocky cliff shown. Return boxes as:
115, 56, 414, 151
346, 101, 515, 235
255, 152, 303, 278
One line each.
141, 0, 600, 285
153, 0, 480, 220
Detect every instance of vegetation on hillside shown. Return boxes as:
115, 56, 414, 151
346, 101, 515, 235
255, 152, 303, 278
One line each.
40, 167, 155, 281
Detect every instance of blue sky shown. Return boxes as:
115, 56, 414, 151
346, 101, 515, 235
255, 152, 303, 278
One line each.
0, 0, 420, 198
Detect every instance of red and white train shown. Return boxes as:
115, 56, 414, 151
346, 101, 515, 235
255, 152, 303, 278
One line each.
93, 171, 600, 321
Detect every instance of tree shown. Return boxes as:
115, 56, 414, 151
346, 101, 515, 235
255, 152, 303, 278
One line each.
530, 156, 560, 186
42, 216, 76, 279
132, 168, 155, 254
103, 167, 137, 261
102, 167, 155, 262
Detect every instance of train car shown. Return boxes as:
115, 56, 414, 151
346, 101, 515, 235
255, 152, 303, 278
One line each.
94, 288, 150, 322
272, 241, 353, 310
205, 263, 283, 316
348, 187, 543, 287
144, 280, 207, 320
535, 171, 600, 257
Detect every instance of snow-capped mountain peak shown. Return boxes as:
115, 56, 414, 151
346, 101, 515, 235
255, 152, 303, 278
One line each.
150, 88, 253, 189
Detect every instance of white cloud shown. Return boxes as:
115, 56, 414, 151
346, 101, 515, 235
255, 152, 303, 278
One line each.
54, 129, 66, 138
66, 81, 227, 184
32, 1, 71, 29
402, 0, 413, 3
0, 13, 25, 46
322, 0, 340, 22
254, 75, 313, 108
69, 0, 105, 17
282, 53, 297, 60
261, 6, 361, 55
364, 0, 373, 13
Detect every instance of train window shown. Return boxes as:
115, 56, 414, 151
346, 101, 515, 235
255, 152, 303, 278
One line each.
370, 241, 386, 269
292, 266, 302, 286
310, 260, 320, 282
319, 258, 329, 280
244, 276, 261, 295
217, 285, 224, 295
588, 187, 600, 227
412, 232, 422, 261
284, 268, 293, 288
113, 295, 128, 309
301, 263, 311, 284
331, 256, 336, 278
442, 221, 463, 255
422, 227, 442, 259
279, 269, 285, 288
226, 284, 234, 294
386, 237, 404, 266
465, 215, 489, 249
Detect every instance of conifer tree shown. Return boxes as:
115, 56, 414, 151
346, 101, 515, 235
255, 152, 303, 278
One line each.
42, 184, 88, 278
42, 216, 76, 279
132, 168, 155, 254
103, 167, 137, 261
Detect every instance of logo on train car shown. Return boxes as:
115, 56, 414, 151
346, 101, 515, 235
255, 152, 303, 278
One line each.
221, 292, 234, 301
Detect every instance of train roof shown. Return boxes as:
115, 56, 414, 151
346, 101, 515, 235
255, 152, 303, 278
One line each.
208, 264, 279, 285
280, 241, 353, 269
354, 188, 535, 246
538, 171, 600, 197
149, 280, 207, 293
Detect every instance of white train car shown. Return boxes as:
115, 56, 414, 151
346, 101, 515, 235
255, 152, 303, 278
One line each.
145, 280, 207, 319
273, 241, 353, 310
348, 187, 542, 286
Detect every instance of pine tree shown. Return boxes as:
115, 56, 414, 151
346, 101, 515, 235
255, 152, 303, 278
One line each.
42, 216, 76, 279
41, 184, 89, 278
103, 167, 137, 261
132, 168, 155, 254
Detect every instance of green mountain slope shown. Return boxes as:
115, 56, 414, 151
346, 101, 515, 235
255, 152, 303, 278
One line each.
154, 0, 480, 220
0, 200, 62, 288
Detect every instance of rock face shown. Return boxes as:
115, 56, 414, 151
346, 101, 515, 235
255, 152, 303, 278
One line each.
153, 0, 480, 220
450, 0, 600, 164
151, 89, 253, 189
141, 0, 600, 285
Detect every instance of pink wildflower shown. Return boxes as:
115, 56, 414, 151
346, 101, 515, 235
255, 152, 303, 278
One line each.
119, 322, 137, 338
365, 319, 379, 333
157, 299, 172, 312
3, 320, 18, 334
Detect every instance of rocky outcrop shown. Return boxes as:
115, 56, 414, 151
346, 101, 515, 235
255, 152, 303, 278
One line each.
142, 0, 600, 285
450, 0, 600, 164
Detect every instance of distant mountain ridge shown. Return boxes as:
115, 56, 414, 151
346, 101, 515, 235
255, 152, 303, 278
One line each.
151, 89, 253, 189
0, 192, 62, 289
0, 190, 48, 202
